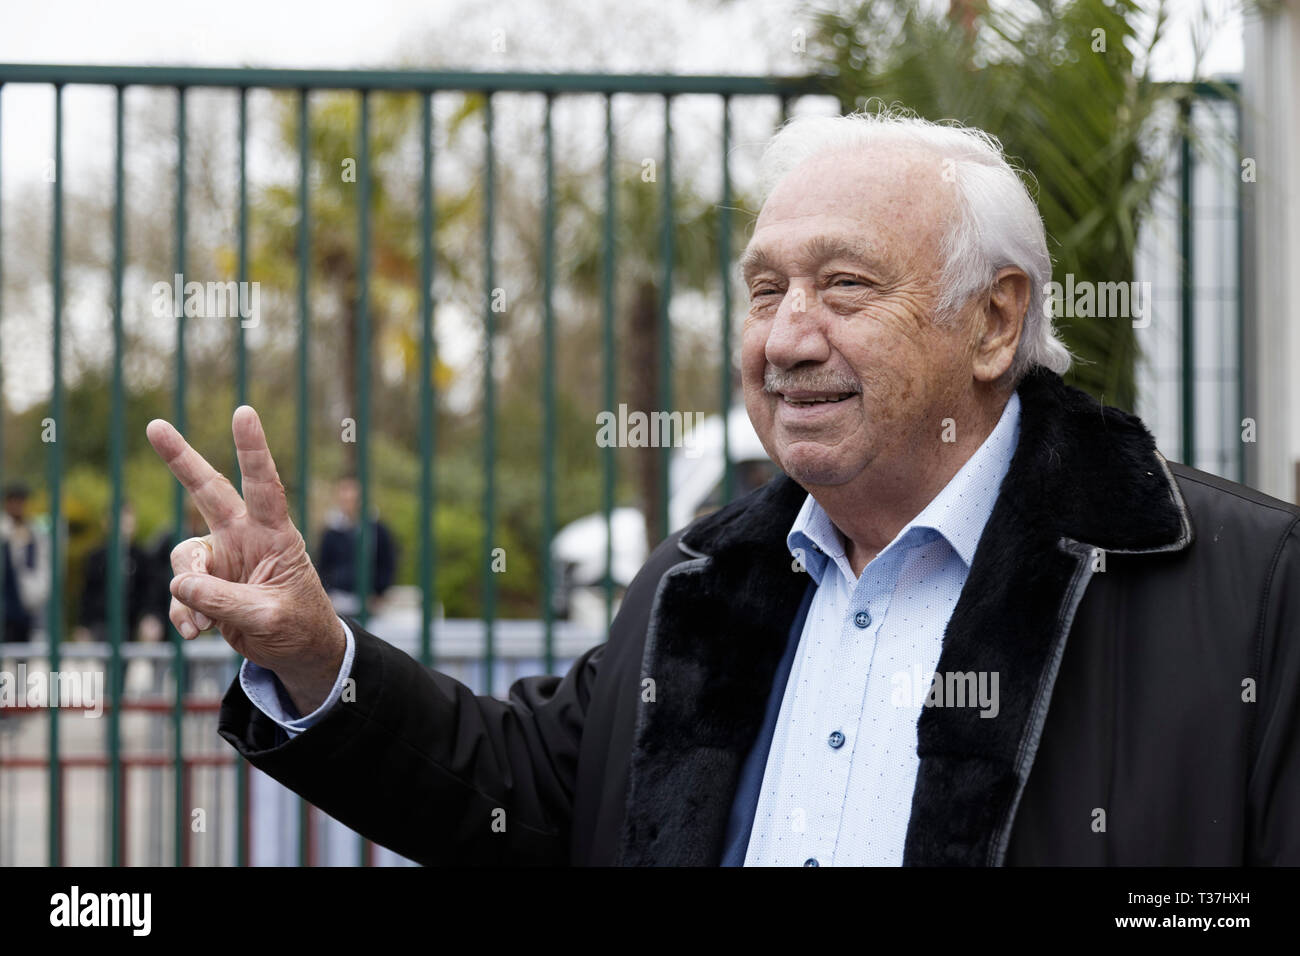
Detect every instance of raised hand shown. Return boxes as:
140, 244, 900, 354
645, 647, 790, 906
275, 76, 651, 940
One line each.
145, 406, 345, 715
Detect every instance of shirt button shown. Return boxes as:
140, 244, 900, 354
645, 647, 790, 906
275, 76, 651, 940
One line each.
854, 610, 872, 628
828, 731, 845, 749
804, 858, 819, 867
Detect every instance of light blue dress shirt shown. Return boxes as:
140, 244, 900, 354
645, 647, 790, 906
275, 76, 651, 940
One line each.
241, 621, 356, 738
744, 392, 1021, 866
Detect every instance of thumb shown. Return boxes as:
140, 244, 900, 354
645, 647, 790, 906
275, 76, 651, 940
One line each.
171, 572, 268, 630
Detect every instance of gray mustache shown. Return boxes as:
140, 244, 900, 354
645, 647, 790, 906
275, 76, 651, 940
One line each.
763, 366, 861, 394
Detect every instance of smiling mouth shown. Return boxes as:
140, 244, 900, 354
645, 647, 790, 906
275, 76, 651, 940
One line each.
780, 392, 856, 406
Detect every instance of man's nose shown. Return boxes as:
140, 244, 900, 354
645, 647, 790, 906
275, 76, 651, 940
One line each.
765, 280, 831, 370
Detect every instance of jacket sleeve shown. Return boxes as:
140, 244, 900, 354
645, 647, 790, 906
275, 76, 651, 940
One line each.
1247, 515, 1300, 864
217, 620, 603, 865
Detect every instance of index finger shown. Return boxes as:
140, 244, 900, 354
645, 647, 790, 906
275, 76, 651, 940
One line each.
145, 419, 244, 529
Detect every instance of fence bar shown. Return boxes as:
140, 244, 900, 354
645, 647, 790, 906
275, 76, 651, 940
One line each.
0, 84, 5, 647
541, 95, 556, 674
0, 64, 830, 98
107, 83, 127, 867
295, 90, 312, 630
237, 88, 249, 408
355, 89, 374, 866
172, 85, 189, 868
1179, 97, 1195, 467
601, 95, 615, 629
295, 88, 312, 867
720, 96, 733, 503
234, 85, 250, 867
355, 90, 374, 627
47, 83, 65, 867
1235, 96, 1246, 485
418, 91, 436, 669
656, 95, 674, 543
481, 94, 496, 695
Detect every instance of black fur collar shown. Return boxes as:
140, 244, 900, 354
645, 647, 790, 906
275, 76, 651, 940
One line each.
681, 367, 1191, 558
618, 369, 1193, 865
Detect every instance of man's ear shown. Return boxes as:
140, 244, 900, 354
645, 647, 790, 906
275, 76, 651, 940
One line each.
972, 267, 1031, 385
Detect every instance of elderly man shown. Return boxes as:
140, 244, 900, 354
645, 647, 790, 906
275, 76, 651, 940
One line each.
146, 110, 1300, 866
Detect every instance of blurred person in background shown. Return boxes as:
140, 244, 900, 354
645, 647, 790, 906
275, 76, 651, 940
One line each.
316, 475, 396, 617
2, 534, 31, 643
1, 482, 49, 639
77, 502, 163, 643
144, 498, 209, 636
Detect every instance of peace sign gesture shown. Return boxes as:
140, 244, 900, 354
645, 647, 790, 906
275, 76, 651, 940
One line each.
146, 406, 345, 715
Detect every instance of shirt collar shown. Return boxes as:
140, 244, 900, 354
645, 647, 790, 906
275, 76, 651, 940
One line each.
786, 391, 1022, 583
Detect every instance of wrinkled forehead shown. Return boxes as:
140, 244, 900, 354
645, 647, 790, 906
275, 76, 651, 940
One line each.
749, 144, 958, 269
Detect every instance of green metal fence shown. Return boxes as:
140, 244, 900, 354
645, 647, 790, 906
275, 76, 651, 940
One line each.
0, 64, 831, 866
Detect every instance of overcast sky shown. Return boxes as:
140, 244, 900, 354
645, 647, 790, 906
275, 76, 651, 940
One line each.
0, 0, 1243, 69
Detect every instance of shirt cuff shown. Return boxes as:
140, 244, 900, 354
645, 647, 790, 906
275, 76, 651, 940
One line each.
239, 618, 356, 740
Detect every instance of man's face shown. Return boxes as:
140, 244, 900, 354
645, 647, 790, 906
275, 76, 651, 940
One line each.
740, 145, 980, 490
337, 479, 361, 520
121, 506, 136, 540
3, 494, 26, 522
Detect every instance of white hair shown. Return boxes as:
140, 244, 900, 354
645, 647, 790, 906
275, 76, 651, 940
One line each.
757, 106, 1072, 384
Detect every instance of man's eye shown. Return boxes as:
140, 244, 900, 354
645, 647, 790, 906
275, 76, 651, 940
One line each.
752, 288, 781, 298
830, 276, 866, 288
